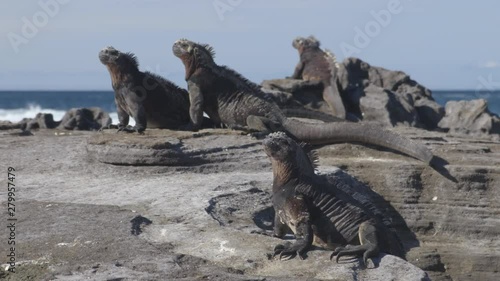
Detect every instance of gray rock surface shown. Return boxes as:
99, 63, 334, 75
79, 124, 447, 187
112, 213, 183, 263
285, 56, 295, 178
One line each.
262, 57, 445, 128
438, 99, 500, 137
58, 107, 112, 131
415, 98, 446, 130
1, 127, 499, 280
359, 84, 418, 126
23, 113, 59, 130
0, 121, 22, 130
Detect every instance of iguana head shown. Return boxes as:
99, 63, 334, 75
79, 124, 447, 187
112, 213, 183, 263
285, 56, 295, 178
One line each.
263, 132, 316, 181
292, 36, 321, 54
99, 46, 139, 70
99, 46, 139, 84
172, 39, 216, 79
263, 132, 298, 162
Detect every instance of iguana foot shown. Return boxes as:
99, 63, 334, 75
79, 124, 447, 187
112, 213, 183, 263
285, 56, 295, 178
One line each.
273, 242, 307, 261
117, 126, 145, 134
117, 126, 134, 133
331, 244, 377, 265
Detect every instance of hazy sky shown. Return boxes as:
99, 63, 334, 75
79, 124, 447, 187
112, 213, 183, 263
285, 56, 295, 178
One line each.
1, 0, 499, 90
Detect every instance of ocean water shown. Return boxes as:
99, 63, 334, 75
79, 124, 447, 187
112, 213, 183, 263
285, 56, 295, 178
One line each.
0, 90, 499, 126
0, 91, 133, 126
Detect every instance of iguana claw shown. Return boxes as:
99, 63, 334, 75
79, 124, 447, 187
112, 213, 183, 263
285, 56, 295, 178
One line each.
272, 243, 306, 261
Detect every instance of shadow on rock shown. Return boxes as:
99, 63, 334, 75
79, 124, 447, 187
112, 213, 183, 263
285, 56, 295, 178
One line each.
130, 215, 153, 235
430, 156, 458, 183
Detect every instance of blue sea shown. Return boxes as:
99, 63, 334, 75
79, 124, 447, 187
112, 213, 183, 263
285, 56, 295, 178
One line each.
0, 90, 499, 125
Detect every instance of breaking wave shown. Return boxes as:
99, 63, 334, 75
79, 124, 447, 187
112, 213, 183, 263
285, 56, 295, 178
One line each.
0, 103, 135, 126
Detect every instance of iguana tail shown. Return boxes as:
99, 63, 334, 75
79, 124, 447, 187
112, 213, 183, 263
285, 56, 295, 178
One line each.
282, 108, 345, 122
283, 119, 433, 164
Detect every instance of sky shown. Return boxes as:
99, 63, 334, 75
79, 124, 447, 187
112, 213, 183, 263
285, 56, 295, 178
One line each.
0, 0, 499, 91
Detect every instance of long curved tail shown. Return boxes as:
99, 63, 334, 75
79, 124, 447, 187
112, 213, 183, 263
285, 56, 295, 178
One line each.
282, 108, 345, 122
283, 119, 433, 164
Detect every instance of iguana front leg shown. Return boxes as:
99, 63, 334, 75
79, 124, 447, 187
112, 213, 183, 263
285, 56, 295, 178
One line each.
115, 96, 130, 132
289, 61, 304, 79
122, 90, 146, 134
185, 81, 205, 131
273, 211, 313, 260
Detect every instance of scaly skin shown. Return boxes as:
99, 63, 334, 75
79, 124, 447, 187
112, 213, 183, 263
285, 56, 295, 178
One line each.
291, 36, 346, 118
172, 39, 433, 164
263, 132, 406, 265
99, 46, 194, 133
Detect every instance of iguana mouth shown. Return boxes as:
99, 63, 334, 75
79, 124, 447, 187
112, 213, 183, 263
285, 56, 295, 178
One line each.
262, 138, 278, 157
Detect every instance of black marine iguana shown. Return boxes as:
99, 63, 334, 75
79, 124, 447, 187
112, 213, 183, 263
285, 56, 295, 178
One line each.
99, 46, 198, 133
172, 39, 433, 163
263, 132, 406, 265
290, 36, 346, 119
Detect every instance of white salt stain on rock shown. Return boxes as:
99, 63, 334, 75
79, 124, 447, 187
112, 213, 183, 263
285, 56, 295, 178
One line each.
218, 240, 235, 253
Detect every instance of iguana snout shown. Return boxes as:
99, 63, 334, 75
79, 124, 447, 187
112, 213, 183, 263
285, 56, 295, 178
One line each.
172, 39, 192, 58
98, 46, 121, 65
292, 35, 320, 52
263, 132, 297, 161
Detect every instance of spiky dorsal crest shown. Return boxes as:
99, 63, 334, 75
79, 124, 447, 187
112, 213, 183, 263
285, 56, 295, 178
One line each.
300, 142, 319, 173
189, 40, 269, 99
306, 35, 320, 47
267, 131, 287, 139
324, 49, 340, 70
121, 52, 140, 70
200, 43, 216, 58
217, 65, 270, 97
192, 41, 216, 65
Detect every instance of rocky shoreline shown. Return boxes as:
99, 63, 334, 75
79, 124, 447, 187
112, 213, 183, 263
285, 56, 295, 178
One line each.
1, 56, 499, 280
1, 125, 499, 280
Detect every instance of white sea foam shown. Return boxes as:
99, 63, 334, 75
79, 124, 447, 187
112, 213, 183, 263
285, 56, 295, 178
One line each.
0, 104, 67, 123
108, 112, 136, 126
0, 104, 135, 126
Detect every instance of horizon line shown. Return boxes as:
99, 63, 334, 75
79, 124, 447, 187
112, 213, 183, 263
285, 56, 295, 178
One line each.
0, 88, 498, 92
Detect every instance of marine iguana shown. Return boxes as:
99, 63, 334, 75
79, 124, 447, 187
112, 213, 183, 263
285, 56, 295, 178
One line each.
263, 132, 405, 265
99, 46, 195, 133
172, 39, 433, 164
290, 36, 346, 119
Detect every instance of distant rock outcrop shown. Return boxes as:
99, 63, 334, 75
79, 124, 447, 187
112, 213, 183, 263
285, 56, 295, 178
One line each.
0, 107, 112, 132
58, 107, 112, 131
23, 113, 59, 130
438, 99, 500, 137
262, 57, 445, 129
0, 120, 22, 130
